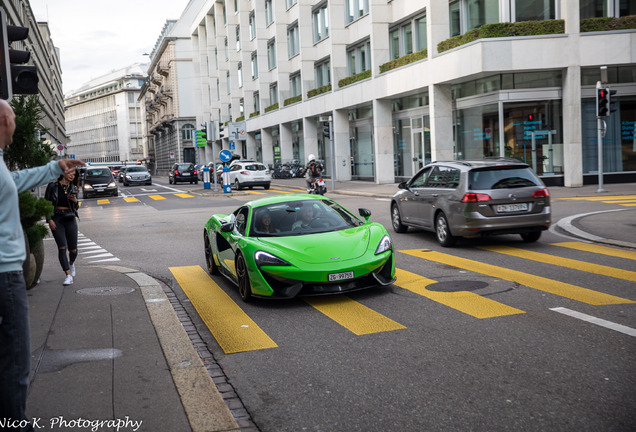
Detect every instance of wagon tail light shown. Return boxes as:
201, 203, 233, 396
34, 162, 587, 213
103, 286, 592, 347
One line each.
532, 188, 550, 198
461, 193, 492, 202
194, 169, 198, 175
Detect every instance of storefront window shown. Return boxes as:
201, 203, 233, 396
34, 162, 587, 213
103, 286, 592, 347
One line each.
503, 101, 563, 176
394, 119, 412, 178
454, 104, 499, 160
515, 0, 556, 22
351, 123, 374, 178
582, 97, 636, 173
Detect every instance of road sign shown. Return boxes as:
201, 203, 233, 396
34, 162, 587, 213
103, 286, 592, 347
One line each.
56, 144, 64, 151
228, 121, 247, 141
219, 149, 232, 162
229, 141, 235, 150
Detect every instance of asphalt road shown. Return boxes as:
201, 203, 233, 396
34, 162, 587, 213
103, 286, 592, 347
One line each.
75, 180, 636, 432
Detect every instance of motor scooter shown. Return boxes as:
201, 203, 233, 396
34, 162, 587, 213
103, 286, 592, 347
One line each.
309, 178, 327, 195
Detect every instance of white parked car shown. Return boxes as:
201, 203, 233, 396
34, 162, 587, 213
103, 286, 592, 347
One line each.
228, 162, 271, 190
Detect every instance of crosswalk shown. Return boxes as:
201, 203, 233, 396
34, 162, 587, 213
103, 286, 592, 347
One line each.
170, 241, 636, 354
77, 233, 120, 264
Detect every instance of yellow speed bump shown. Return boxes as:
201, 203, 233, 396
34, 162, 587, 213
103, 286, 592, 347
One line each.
170, 265, 277, 354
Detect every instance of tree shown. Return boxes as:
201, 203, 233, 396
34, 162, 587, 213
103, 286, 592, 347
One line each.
4, 95, 55, 170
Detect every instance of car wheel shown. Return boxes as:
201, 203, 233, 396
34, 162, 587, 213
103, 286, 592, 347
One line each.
123, 181, 128, 186
391, 204, 408, 233
521, 231, 541, 242
82, 191, 89, 199
236, 253, 252, 302
435, 212, 456, 247
264, 184, 270, 190
204, 232, 219, 275
112, 190, 118, 197
168, 177, 172, 184
234, 179, 241, 190
195, 180, 198, 184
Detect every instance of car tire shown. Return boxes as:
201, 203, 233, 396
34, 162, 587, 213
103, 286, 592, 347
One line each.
234, 179, 242, 190
264, 184, 270, 190
168, 177, 172, 184
204, 232, 219, 275
521, 231, 541, 242
195, 180, 198, 184
123, 181, 128, 186
83, 191, 89, 200
435, 212, 456, 247
391, 204, 408, 233
112, 190, 118, 197
236, 253, 252, 302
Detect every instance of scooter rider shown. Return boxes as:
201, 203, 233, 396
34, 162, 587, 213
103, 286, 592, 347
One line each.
305, 154, 323, 193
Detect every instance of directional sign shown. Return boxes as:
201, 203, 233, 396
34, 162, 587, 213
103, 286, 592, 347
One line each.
229, 121, 247, 141
219, 149, 232, 162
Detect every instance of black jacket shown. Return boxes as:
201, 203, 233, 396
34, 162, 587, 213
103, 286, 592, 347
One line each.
45, 181, 79, 220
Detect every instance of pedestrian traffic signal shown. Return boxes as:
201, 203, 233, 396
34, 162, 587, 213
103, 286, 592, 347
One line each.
596, 87, 609, 117
196, 128, 207, 146
0, 10, 38, 100
219, 122, 226, 139
609, 89, 618, 114
322, 121, 331, 140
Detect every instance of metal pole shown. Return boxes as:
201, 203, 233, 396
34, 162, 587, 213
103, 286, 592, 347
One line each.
329, 120, 335, 191
597, 117, 605, 193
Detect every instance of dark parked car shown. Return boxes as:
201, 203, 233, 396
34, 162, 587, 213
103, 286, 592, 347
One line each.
81, 167, 118, 199
117, 166, 128, 183
169, 163, 198, 184
122, 165, 152, 186
390, 159, 551, 246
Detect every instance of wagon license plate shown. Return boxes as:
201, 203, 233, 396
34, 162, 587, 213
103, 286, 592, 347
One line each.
182, 173, 191, 176
496, 203, 528, 213
329, 271, 354, 282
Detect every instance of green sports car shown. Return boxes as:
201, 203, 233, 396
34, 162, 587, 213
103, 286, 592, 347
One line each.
203, 195, 396, 301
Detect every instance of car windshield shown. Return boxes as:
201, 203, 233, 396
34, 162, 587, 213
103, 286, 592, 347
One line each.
469, 167, 542, 190
86, 169, 110, 177
126, 166, 147, 173
177, 164, 192, 170
244, 164, 266, 171
249, 199, 363, 237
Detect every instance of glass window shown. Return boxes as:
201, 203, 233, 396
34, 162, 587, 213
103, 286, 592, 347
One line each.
394, 119, 413, 177
265, 0, 273, 26
415, 16, 427, 52
466, 0, 499, 30
267, 38, 277, 70
224, 37, 229, 60
580, 0, 607, 18
182, 124, 195, 140
237, 62, 243, 88
346, 0, 369, 24
288, 23, 300, 58
286, 0, 297, 9
290, 72, 301, 97
347, 40, 370, 75
620, 0, 636, 16
426, 166, 460, 188
226, 71, 231, 94
515, 0, 556, 22
450, 1, 461, 36
251, 52, 258, 79
253, 91, 260, 113
455, 104, 500, 160
236, 25, 241, 51
314, 59, 331, 87
249, 12, 256, 40
390, 15, 425, 60
270, 83, 278, 105
313, 3, 329, 43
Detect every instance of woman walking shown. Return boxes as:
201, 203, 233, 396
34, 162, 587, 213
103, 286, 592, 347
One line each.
44, 169, 80, 286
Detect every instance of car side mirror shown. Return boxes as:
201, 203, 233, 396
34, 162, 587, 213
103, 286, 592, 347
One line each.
398, 182, 408, 190
220, 223, 234, 233
358, 208, 371, 223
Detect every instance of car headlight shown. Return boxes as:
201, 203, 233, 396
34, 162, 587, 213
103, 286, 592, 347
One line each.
375, 235, 392, 255
83, 184, 92, 190
108, 181, 117, 188
254, 251, 291, 266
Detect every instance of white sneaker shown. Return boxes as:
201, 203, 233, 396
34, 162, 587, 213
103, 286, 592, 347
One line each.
63, 274, 73, 286
70, 264, 76, 277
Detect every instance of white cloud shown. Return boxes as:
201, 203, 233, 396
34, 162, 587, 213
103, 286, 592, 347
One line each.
29, 0, 189, 93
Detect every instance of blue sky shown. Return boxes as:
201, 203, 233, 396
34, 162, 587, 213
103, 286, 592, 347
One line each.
30, 0, 189, 94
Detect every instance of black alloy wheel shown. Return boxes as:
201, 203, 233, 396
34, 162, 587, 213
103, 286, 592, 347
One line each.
521, 231, 542, 242
236, 253, 252, 302
204, 233, 219, 275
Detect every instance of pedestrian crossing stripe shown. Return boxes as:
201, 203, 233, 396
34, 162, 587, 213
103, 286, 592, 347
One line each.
555, 194, 636, 202
123, 197, 139, 203
169, 265, 278, 354
305, 296, 406, 335
552, 242, 636, 260
96, 199, 110, 205
401, 249, 634, 306
479, 245, 636, 283
174, 193, 194, 198
148, 194, 166, 200
393, 269, 525, 319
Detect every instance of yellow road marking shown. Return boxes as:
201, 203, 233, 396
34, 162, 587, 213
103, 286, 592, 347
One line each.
123, 197, 139, 203
170, 265, 277, 354
555, 195, 636, 201
245, 190, 266, 195
148, 194, 166, 200
480, 245, 636, 283
394, 269, 524, 319
622, 203, 636, 207
96, 199, 110, 205
174, 193, 194, 198
269, 189, 293, 194
401, 249, 634, 306
602, 200, 636, 203
552, 242, 636, 261
305, 296, 406, 335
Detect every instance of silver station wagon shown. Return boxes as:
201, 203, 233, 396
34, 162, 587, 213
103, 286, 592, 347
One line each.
390, 159, 551, 246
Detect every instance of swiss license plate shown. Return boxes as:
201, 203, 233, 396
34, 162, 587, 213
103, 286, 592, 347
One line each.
329, 271, 354, 282
497, 203, 528, 213
96, 188, 105, 192
182, 173, 191, 176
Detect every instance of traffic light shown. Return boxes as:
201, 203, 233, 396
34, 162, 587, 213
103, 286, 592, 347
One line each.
218, 122, 226, 139
596, 87, 609, 117
0, 10, 38, 100
322, 121, 331, 140
195, 127, 207, 146
609, 89, 618, 114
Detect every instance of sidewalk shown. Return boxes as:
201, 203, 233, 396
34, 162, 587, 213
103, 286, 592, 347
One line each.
27, 237, 242, 432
